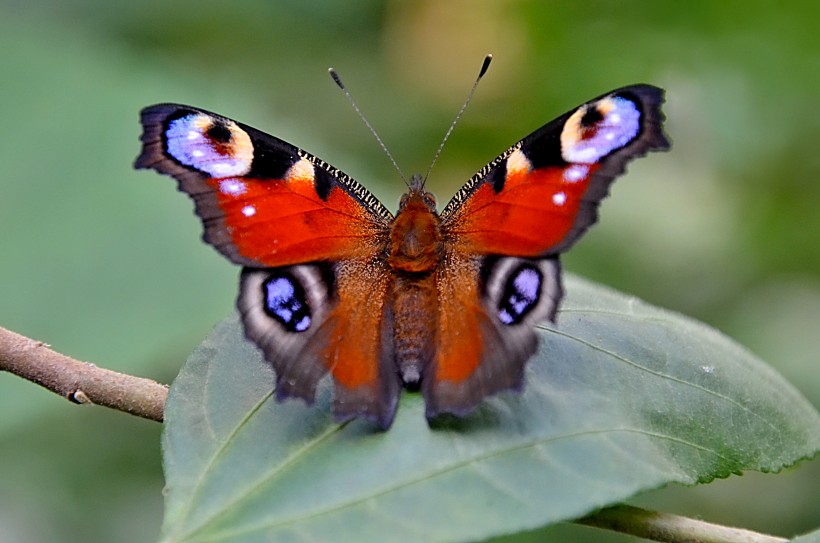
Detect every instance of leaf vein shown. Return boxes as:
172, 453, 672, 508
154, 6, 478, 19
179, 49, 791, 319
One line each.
170, 391, 273, 538
541, 324, 783, 436
178, 420, 345, 541
194, 427, 727, 541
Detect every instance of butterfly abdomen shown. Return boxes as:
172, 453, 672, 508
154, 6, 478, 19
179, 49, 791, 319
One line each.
389, 274, 438, 387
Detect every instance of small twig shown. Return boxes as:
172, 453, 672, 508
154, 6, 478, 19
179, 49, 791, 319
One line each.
578, 504, 788, 543
0, 325, 800, 543
0, 325, 167, 422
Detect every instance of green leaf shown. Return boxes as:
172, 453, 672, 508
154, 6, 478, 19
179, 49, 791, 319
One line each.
160, 275, 819, 543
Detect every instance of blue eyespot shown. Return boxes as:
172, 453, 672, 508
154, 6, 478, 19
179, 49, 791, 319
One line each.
498, 265, 542, 326
562, 96, 641, 163
165, 113, 253, 177
263, 273, 311, 333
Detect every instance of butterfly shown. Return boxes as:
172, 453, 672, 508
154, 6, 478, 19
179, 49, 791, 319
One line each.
135, 76, 669, 430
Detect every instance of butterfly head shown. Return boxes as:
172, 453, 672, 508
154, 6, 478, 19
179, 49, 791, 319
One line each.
389, 174, 442, 273
401, 174, 437, 213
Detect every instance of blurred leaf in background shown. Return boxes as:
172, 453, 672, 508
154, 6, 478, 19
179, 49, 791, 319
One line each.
0, 1, 817, 541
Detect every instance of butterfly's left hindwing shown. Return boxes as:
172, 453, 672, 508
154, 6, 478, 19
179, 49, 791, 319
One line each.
424, 254, 563, 418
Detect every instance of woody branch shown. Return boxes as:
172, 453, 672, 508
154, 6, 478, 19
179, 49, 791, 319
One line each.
0, 325, 167, 422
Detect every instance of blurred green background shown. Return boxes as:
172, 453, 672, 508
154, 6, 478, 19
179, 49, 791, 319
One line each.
0, 1, 817, 541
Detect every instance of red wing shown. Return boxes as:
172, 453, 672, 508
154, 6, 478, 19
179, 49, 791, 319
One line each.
441, 85, 669, 257
135, 104, 392, 268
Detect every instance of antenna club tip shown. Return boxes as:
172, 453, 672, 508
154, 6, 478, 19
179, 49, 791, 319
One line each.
479, 54, 493, 78
328, 68, 345, 89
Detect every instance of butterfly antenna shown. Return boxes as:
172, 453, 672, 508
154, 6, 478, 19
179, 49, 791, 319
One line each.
329, 68, 408, 186
423, 53, 493, 186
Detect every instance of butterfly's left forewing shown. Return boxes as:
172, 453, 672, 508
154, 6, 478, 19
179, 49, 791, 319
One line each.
426, 85, 669, 418
136, 104, 401, 427
441, 85, 669, 257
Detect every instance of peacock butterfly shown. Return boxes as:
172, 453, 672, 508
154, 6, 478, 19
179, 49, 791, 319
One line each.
135, 61, 669, 429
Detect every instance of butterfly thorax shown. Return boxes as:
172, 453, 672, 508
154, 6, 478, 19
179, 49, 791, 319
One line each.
387, 185, 442, 274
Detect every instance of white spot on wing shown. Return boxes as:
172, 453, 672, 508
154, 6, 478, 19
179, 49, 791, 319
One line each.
242, 205, 256, 217
552, 191, 566, 206
563, 164, 589, 182
219, 178, 246, 196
